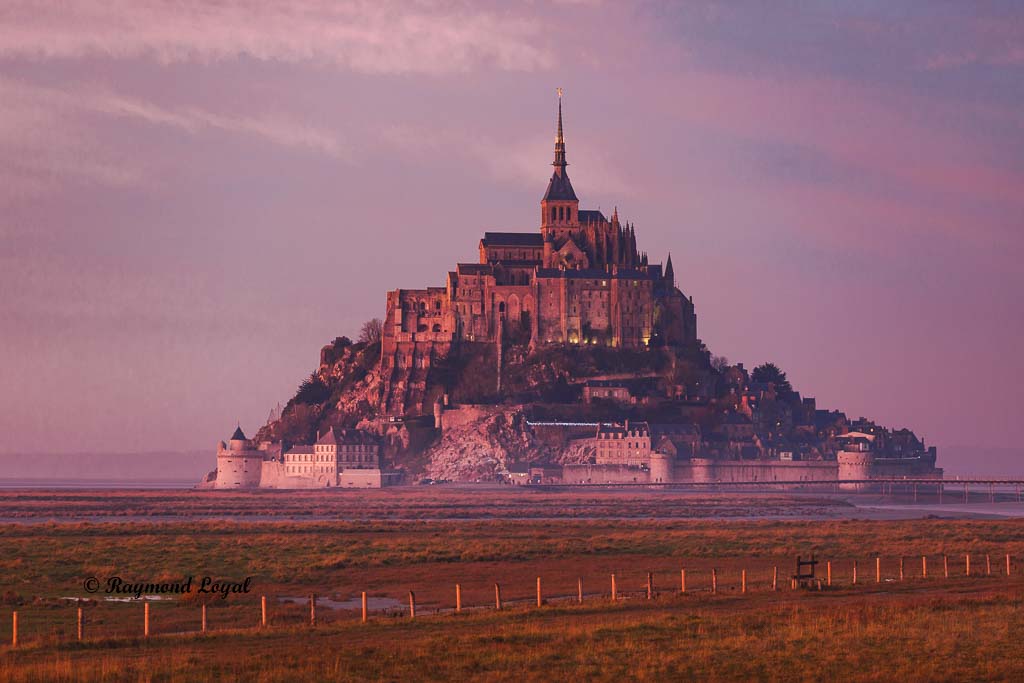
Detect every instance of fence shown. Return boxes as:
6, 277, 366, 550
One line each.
2, 552, 1015, 649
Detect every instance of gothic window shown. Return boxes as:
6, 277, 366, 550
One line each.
558, 206, 564, 221
551, 207, 556, 222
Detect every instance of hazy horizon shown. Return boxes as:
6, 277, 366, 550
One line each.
2, 2, 1021, 460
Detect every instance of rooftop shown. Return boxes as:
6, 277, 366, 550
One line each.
481, 232, 544, 247
542, 171, 578, 201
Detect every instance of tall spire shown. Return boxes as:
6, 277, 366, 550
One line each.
541, 87, 577, 202
665, 253, 675, 286
553, 87, 567, 172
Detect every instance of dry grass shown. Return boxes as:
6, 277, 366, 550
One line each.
0, 488, 855, 520
3, 588, 1024, 682
1, 490, 1024, 680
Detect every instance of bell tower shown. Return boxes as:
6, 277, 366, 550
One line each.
540, 88, 579, 242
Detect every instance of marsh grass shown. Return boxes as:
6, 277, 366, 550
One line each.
2, 491, 1024, 680
3, 588, 1024, 681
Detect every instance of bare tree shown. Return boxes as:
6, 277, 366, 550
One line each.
358, 318, 383, 344
711, 355, 729, 372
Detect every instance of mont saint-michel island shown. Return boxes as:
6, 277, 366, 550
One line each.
206, 98, 941, 491
9, 4, 1024, 681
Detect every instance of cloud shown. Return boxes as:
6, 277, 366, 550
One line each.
644, 68, 1024, 248
917, 14, 1024, 70
84, 91, 348, 158
0, 80, 147, 202
922, 47, 1024, 71
0, 0, 554, 73
0, 77, 348, 202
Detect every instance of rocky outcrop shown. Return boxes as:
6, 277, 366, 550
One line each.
422, 406, 556, 480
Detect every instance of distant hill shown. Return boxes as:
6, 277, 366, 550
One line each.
0, 451, 210, 482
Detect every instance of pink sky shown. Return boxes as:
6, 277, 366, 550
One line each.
0, 2, 1021, 462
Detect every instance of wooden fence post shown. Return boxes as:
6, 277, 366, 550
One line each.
681, 569, 687, 594
944, 555, 949, 578
536, 577, 542, 607
261, 595, 267, 627
201, 604, 207, 634
362, 592, 368, 623
77, 606, 83, 641
986, 554, 991, 576
611, 574, 617, 602
712, 568, 718, 594
456, 584, 462, 613
309, 594, 316, 627
853, 560, 858, 585
11, 611, 16, 648
144, 602, 150, 638
772, 566, 777, 591
408, 591, 416, 619
827, 561, 832, 587
922, 556, 927, 578
899, 557, 904, 581
1007, 554, 1012, 576
647, 572, 653, 600
578, 577, 583, 604
741, 570, 746, 594
494, 583, 502, 610
876, 557, 881, 583
966, 554, 971, 576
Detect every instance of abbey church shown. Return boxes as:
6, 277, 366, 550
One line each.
381, 96, 698, 413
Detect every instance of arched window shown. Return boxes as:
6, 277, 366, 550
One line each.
558, 206, 564, 221
551, 207, 556, 222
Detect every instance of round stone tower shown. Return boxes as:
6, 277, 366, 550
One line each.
649, 452, 673, 484
837, 450, 874, 492
689, 458, 715, 484
215, 426, 263, 488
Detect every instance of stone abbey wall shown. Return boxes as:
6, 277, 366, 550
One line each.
559, 456, 940, 487
562, 463, 650, 484
676, 459, 838, 484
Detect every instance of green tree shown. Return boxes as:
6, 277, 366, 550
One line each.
293, 372, 331, 405
751, 362, 793, 398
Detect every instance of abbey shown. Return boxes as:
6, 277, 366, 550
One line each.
380, 97, 697, 412
204, 95, 942, 491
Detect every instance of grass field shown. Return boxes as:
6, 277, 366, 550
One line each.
2, 489, 1023, 681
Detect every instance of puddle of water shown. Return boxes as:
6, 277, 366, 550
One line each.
278, 595, 401, 610
60, 595, 175, 602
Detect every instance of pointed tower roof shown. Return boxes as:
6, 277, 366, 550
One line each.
230, 426, 246, 441
665, 253, 675, 285
542, 88, 578, 201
